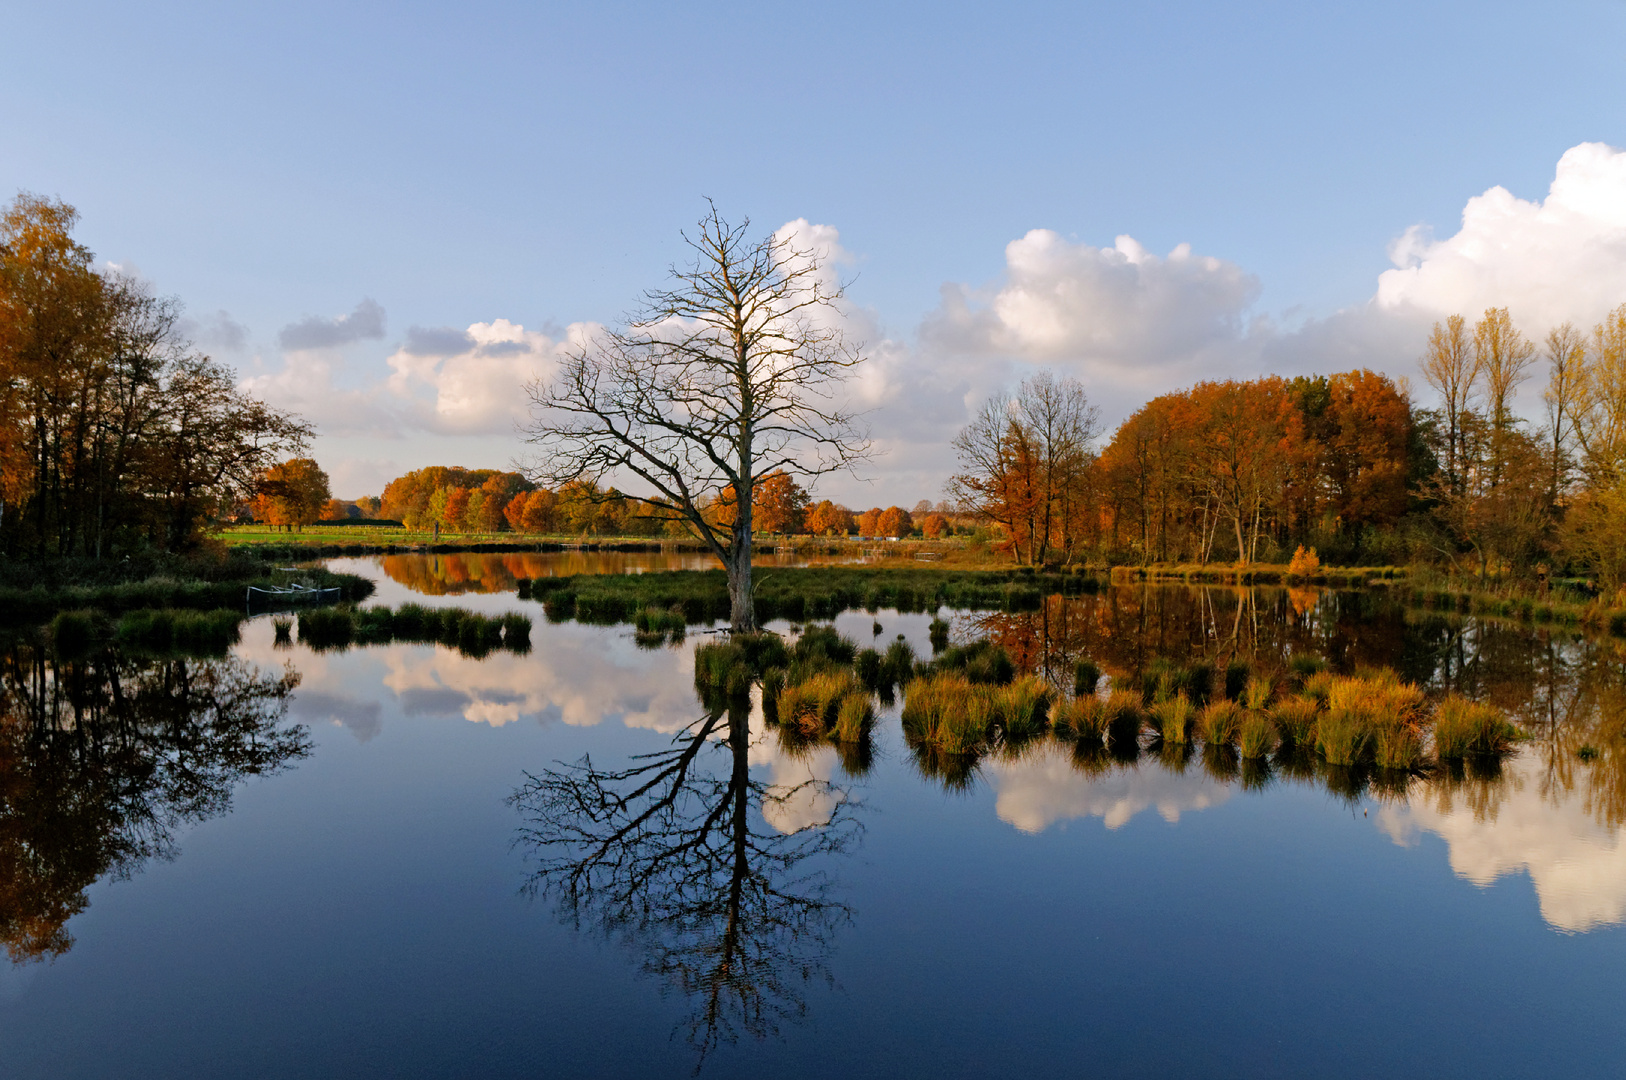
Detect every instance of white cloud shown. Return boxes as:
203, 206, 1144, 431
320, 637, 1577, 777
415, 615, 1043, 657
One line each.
922, 230, 1266, 384
1376, 142, 1626, 332
384, 318, 596, 435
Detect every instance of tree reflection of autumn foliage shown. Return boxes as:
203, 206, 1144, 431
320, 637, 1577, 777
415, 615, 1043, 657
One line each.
0, 642, 306, 963
512, 703, 857, 1063
377, 550, 720, 595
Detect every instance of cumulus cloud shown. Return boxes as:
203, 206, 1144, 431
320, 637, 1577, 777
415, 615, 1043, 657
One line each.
923, 230, 1266, 382
384, 318, 597, 435
278, 298, 387, 351
180, 309, 250, 354
1376, 142, 1626, 332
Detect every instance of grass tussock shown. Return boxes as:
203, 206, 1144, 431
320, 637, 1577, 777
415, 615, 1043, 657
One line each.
1058, 694, 1110, 741
901, 671, 1054, 754
1151, 693, 1195, 743
1433, 695, 1522, 757
1270, 696, 1320, 745
1074, 658, 1102, 697
1238, 713, 1276, 759
1196, 699, 1242, 745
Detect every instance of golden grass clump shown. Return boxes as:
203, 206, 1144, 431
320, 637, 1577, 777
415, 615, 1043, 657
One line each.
997, 675, 1054, 739
1238, 713, 1276, 759
1300, 671, 1336, 708
1270, 696, 1320, 745
1241, 675, 1273, 712
833, 692, 875, 742
1372, 720, 1424, 771
1103, 688, 1144, 727
1433, 694, 1521, 757
1326, 672, 1426, 727
1151, 693, 1194, 743
1058, 694, 1110, 741
1197, 699, 1242, 745
1315, 709, 1371, 766
778, 669, 864, 733
901, 673, 988, 755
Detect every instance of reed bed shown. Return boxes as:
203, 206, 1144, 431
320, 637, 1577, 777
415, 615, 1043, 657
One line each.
1433, 695, 1521, 757
46, 607, 249, 656
1057, 694, 1110, 741
901, 671, 1054, 754
1237, 713, 1276, 759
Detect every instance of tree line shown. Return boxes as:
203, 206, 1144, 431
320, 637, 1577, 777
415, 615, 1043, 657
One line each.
0, 194, 312, 556
950, 305, 1626, 587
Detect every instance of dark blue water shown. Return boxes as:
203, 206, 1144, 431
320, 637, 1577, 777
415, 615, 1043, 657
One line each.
3, 560, 1623, 1079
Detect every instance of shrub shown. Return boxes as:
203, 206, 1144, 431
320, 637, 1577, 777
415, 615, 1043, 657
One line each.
1287, 545, 1321, 577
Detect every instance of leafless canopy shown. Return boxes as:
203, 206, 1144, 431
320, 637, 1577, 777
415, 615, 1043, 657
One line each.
521, 204, 871, 629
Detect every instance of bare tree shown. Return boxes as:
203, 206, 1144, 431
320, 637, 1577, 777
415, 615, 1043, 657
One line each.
1542, 321, 1585, 503
521, 207, 870, 631
1420, 314, 1479, 496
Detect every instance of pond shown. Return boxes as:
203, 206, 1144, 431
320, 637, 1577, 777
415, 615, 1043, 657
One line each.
3, 553, 1625, 1078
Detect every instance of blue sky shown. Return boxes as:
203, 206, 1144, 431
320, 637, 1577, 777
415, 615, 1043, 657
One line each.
5, 1, 1625, 500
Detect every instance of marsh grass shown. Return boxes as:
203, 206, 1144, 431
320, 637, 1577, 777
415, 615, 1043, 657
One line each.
1058, 694, 1110, 741
901, 670, 1053, 753
297, 604, 530, 658
1074, 658, 1102, 697
117, 608, 243, 655
1433, 695, 1521, 757
1270, 696, 1320, 745
272, 615, 294, 645
1196, 699, 1242, 745
1151, 693, 1194, 743
1238, 713, 1276, 759
1224, 658, 1251, 700
1315, 710, 1371, 766
778, 670, 865, 733
1372, 720, 1425, 771
928, 617, 950, 652
1287, 653, 1327, 685
930, 640, 1015, 685
1241, 675, 1272, 712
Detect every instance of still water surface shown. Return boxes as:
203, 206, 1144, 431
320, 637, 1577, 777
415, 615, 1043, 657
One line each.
3, 553, 1626, 1078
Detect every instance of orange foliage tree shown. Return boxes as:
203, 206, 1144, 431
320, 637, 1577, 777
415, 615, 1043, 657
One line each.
805, 499, 854, 536
877, 506, 913, 538
253, 458, 331, 532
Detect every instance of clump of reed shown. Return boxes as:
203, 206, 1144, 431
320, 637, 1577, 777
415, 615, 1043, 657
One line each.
1196, 698, 1241, 745
1150, 693, 1195, 743
114, 607, 243, 655
1269, 696, 1320, 746
1314, 708, 1371, 766
1057, 694, 1110, 742
854, 637, 916, 696
48, 609, 110, 657
694, 640, 755, 704
272, 615, 294, 645
929, 639, 1016, 685
1433, 694, 1521, 757
1241, 675, 1272, 712
1136, 658, 1213, 705
928, 617, 950, 653
901, 671, 1054, 754
1074, 658, 1102, 697
1286, 653, 1327, 685
1224, 658, 1251, 700
1238, 713, 1276, 759
777, 669, 867, 734
632, 604, 686, 646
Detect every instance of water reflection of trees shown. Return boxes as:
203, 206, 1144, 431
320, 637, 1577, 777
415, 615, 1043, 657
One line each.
511, 702, 858, 1062
377, 551, 723, 595
0, 641, 306, 963
947, 585, 1626, 832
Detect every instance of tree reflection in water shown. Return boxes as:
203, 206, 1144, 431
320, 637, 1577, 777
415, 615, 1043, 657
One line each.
0, 640, 306, 963
511, 701, 859, 1062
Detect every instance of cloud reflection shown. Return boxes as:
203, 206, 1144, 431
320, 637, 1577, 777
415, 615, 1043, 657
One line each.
987, 743, 1233, 833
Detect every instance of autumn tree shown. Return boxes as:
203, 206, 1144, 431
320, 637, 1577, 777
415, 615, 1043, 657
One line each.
856, 508, 882, 537
950, 371, 1100, 564
805, 499, 853, 536
921, 513, 949, 538
753, 470, 810, 534
522, 206, 870, 631
253, 458, 331, 531
877, 505, 913, 538
1542, 322, 1585, 502
0, 193, 310, 554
